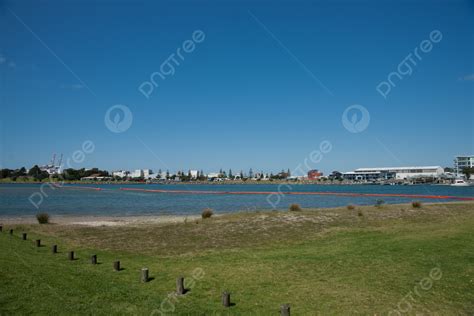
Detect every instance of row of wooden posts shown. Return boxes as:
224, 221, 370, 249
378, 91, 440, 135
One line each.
0, 225, 291, 315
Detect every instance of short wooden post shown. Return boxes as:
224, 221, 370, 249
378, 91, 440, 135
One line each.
0, 225, 2, 232
51, 245, 57, 254
68, 251, 74, 261
113, 260, 120, 271
141, 268, 149, 283
222, 291, 231, 307
22, 233, 27, 240
176, 277, 185, 295
280, 304, 290, 316
91, 254, 97, 265
35, 239, 41, 247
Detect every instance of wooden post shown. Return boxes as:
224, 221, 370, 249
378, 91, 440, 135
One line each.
141, 268, 149, 283
22, 233, 27, 240
9, 229, 13, 235
35, 239, 41, 247
91, 254, 97, 265
68, 251, 74, 261
280, 304, 290, 316
222, 291, 231, 307
176, 277, 185, 295
0, 225, 2, 232
113, 260, 120, 271
52, 245, 57, 254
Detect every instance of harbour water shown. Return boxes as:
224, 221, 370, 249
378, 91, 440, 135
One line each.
0, 183, 473, 217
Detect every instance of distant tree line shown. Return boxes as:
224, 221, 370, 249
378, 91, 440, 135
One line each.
0, 166, 109, 181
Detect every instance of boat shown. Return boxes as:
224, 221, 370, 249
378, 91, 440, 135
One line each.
451, 179, 474, 187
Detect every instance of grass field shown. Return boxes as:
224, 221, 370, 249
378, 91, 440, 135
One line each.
1, 202, 473, 315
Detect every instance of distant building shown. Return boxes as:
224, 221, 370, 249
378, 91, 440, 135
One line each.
112, 170, 129, 178
307, 169, 323, 180
143, 169, 153, 178
343, 166, 444, 181
454, 155, 474, 178
207, 172, 220, 179
190, 170, 199, 179
129, 169, 144, 178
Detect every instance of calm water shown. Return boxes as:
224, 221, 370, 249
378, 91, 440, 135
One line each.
0, 183, 473, 216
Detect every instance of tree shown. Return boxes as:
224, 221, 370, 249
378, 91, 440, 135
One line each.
28, 165, 41, 177
249, 168, 253, 178
287, 168, 291, 177
228, 169, 233, 179
462, 167, 474, 180
0, 169, 12, 179
240, 170, 244, 178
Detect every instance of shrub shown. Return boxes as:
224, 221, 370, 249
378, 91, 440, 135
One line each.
201, 208, 213, 219
289, 203, 302, 212
347, 204, 355, 210
412, 201, 422, 208
36, 212, 49, 224
357, 210, 364, 217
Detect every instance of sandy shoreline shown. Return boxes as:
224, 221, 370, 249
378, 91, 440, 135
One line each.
0, 214, 202, 227
1, 200, 472, 227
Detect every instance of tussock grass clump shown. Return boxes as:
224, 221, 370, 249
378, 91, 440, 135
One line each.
347, 204, 355, 210
36, 212, 50, 224
201, 208, 213, 219
289, 204, 302, 212
358, 210, 364, 217
412, 201, 422, 208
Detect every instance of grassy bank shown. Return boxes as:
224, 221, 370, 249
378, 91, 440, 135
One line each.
1, 202, 473, 315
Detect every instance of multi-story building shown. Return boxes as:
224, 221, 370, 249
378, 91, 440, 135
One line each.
190, 170, 199, 179
454, 155, 474, 177
129, 169, 144, 178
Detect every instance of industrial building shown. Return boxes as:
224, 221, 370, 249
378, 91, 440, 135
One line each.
343, 166, 444, 181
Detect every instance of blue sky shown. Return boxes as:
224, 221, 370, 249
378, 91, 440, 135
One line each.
1, 0, 473, 174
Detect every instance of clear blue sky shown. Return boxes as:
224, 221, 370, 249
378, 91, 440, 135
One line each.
1, 0, 473, 174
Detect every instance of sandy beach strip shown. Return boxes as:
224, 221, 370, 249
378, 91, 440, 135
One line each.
0, 214, 201, 227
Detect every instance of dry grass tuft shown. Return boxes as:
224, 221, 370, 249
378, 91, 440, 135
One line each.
412, 201, 422, 208
36, 212, 50, 224
201, 208, 214, 219
289, 204, 302, 212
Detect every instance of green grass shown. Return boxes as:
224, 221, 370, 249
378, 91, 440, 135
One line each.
1, 203, 474, 315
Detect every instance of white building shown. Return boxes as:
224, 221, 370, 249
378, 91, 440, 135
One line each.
129, 169, 143, 178
454, 155, 474, 178
207, 172, 220, 179
190, 170, 199, 179
143, 169, 153, 178
112, 170, 129, 178
345, 166, 444, 181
